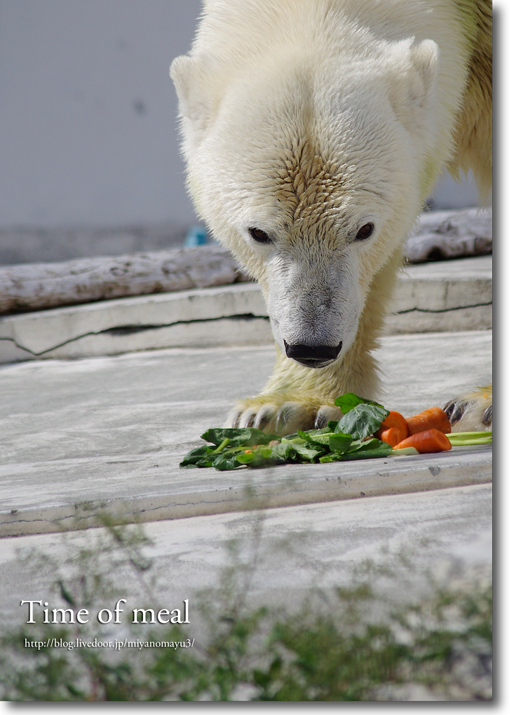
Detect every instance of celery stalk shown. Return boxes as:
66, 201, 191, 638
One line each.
447, 431, 492, 446
390, 447, 420, 456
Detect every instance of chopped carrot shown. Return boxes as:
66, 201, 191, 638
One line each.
394, 428, 452, 453
378, 427, 406, 447
375, 411, 409, 445
405, 406, 451, 435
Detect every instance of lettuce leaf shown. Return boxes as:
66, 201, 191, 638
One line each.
180, 394, 397, 470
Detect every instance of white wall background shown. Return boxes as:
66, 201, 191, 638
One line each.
0, 0, 480, 235
0, 0, 202, 229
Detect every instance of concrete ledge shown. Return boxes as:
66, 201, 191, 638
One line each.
384, 256, 492, 334
0, 283, 269, 361
0, 485, 492, 629
0, 256, 492, 363
0, 331, 491, 538
0, 447, 491, 538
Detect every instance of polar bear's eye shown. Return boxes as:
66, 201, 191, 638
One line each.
355, 223, 375, 241
248, 227, 272, 244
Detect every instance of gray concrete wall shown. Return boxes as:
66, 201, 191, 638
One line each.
0, 0, 482, 261
0, 0, 202, 229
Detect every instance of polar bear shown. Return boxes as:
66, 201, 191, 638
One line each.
171, 0, 492, 435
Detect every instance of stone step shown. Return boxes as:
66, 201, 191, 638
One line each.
0, 330, 492, 538
0, 484, 492, 628
0, 256, 492, 363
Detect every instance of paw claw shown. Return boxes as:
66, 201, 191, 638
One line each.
253, 405, 276, 431
224, 407, 242, 429
314, 405, 342, 429
238, 409, 257, 428
225, 397, 332, 435
444, 399, 468, 426
443, 388, 492, 432
482, 404, 492, 426
273, 402, 311, 434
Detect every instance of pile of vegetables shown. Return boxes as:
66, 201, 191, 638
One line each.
180, 393, 492, 472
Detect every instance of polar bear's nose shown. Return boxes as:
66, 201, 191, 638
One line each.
284, 340, 342, 368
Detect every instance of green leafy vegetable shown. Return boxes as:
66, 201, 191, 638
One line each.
328, 432, 354, 453
334, 392, 386, 414
201, 428, 280, 447
337, 403, 389, 440
179, 395, 491, 472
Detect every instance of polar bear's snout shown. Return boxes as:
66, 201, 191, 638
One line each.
284, 340, 343, 369
266, 253, 361, 369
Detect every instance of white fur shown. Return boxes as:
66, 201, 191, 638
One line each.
170, 0, 486, 434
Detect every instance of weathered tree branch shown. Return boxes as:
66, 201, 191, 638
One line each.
0, 245, 251, 314
404, 207, 492, 263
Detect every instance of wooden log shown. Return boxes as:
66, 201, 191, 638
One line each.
404, 207, 492, 263
0, 245, 251, 314
0, 208, 491, 315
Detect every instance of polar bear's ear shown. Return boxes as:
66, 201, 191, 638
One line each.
408, 39, 439, 109
170, 55, 213, 141
388, 39, 439, 133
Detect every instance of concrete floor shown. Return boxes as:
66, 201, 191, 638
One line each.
0, 259, 492, 656
0, 331, 492, 537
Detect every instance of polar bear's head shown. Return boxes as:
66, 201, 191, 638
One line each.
171, 38, 439, 367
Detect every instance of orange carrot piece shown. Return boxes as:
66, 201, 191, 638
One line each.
378, 427, 406, 447
375, 411, 409, 445
405, 407, 451, 435
394, 428, 452, 453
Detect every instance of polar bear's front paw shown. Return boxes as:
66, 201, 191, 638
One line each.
225, 398, 342, 436
443, 387, 492, 433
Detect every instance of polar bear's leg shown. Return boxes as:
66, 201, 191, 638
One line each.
441, 4, 492, 434
225, 249, 400, 435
